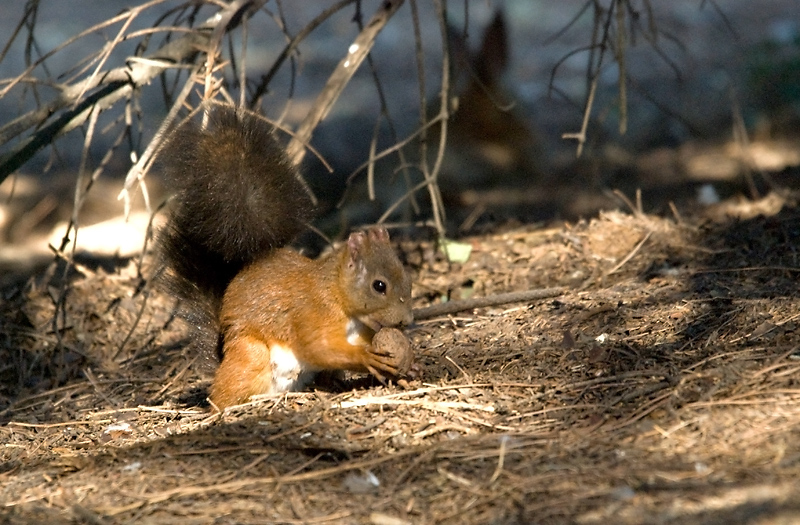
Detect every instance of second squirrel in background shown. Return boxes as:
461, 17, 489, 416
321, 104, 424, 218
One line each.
157, 105, 414, 410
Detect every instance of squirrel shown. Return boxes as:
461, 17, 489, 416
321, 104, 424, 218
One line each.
157, 105, 414, 410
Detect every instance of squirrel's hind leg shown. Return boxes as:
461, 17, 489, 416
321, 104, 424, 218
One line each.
210, 335, 274, 409
210, 335, 316, 409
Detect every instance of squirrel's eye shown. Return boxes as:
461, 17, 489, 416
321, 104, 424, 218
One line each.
372, 280, 387, 294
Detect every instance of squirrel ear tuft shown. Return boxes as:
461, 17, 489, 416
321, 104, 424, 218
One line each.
346, 231, 368, 268
347, 231, 367, 251
368, 227, 390, 243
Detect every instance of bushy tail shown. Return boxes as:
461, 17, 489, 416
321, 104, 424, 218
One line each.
157, 105, 315, 354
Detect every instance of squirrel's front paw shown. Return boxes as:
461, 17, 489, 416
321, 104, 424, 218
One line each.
365, 327, 414, 381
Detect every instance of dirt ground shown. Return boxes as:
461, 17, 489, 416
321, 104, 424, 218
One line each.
2, 1, 800, 523
2, 180, 800, 523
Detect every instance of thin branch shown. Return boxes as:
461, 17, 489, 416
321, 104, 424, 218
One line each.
614, 0, 628, 135
249, 0, 355, 108
0, 0, 268, 184
561, 72, 598, 157
285, 0, 405, 168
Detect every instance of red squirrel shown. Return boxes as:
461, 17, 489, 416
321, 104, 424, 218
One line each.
157, 105, 414, 409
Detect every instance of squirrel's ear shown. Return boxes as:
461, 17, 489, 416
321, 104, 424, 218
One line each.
473, 9, 509, 85
347, 231, 367, 251
368, 227, 390, 243
346, 231, 368, 269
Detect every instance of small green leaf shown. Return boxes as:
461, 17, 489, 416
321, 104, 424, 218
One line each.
441, 239, 472, 263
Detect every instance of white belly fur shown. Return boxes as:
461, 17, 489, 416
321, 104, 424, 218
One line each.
346, 318, 371, 346
270, 343, 317, 392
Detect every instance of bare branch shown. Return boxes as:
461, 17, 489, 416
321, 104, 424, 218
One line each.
0, 0, 268, 184
285, 0, 405, 168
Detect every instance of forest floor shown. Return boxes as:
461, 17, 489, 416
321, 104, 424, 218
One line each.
2, 1, 800, 523
2, 169, 800, 523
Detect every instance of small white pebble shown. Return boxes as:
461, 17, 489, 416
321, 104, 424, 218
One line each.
122, 461, 142, 473
343, 470, 380, 493
697, 184, 720, 205
611, 485, 635, 500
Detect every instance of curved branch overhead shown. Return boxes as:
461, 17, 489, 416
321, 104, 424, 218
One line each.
0, 0, 267, 184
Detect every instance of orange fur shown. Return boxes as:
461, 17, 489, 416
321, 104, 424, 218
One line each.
212, 231, 412, 409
